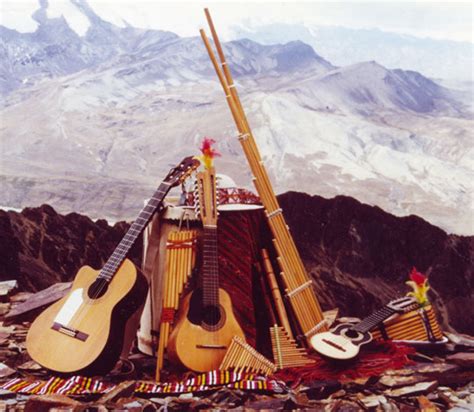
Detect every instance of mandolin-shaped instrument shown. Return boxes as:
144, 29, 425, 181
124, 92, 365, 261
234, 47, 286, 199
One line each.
310, 296, 417, 360
26, 156, 200, 375
167, 165, 246, 372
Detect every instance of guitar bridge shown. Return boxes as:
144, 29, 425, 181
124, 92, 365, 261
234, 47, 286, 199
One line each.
196, 344, 227, 350
322, 338, 346, 352
52, 322, 89, 342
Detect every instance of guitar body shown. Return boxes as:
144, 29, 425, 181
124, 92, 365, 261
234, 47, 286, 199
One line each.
167, 287, 245, 372
310, 323, 372, 360
26, 259, 148, 375
310, 297, 417, 360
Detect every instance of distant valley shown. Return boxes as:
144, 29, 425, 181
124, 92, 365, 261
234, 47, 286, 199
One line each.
0, 0, 472, 235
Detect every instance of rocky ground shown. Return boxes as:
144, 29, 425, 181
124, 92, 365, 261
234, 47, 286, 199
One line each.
0, 286, 473, 411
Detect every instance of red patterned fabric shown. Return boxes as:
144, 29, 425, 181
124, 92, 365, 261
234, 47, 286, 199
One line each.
216, 208, 266, 347
274, 341, 415, 387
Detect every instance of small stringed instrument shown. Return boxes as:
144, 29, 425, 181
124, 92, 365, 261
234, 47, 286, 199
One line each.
310, 297, 417, 360
167, 166, 246, 372
26, 156, 200, 375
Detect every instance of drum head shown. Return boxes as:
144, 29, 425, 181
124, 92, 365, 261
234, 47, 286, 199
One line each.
218, 204, 264, 211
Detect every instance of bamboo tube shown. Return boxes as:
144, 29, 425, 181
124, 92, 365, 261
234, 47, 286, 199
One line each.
156, 230, 197, 381
219, 336, 276, 375
258, 268, 277, 325
261, 249, 293, 338
200, 15, 327, 343
270, 325, 314, 369
372, 305, 442, 342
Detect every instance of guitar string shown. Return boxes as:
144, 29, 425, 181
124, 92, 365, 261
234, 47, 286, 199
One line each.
63, 182, 173, 331
198, 173, 221, 348
323, 303, 409, 352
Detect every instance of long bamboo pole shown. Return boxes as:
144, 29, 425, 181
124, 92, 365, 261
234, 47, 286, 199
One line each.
201, 10, 327, 345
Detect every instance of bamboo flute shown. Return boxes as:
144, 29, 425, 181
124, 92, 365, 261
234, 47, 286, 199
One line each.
261, 249, 293, 338
201, 11, 327, 344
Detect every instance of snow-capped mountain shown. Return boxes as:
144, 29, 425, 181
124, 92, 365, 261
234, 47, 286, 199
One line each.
230, 23, 474, 82
1, 0, 472, 235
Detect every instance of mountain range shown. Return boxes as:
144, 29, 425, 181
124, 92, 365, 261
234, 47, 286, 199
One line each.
0, 0, 472, 235
1, 195, 472, 335
230, 22, 474, 83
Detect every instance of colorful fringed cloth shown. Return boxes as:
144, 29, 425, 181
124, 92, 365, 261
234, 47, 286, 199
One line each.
274, 341, 415, 387
0, 371, 284, 396
136, 371, 283, 394
0, 376, 115, 395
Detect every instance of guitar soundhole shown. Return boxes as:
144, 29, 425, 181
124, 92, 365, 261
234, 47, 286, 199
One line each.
344, 328, 361, 339
87, 278, 109, 299
202, 305, 222, 327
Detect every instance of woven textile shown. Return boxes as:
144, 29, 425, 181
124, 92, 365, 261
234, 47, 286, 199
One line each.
0, 371, 283, 396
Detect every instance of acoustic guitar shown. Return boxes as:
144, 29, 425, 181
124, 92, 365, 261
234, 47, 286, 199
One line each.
26, 156, 200, 375
167, 166, 246, 372
310, 296, 417, 360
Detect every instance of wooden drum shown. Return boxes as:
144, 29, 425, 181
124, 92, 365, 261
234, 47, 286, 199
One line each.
138, 193, 265, 357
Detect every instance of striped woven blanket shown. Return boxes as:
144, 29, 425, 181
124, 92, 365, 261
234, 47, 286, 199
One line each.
0, 371, 284, 396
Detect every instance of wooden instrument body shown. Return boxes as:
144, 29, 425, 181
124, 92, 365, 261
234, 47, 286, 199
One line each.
167, 287, 245, 372
26, 259, 148, 375
310, 323, 372, 360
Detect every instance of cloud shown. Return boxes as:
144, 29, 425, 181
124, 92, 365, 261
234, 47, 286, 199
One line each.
1, 0, 472, 43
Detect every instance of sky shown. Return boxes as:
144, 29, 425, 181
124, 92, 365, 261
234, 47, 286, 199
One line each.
0, 0, 473, 43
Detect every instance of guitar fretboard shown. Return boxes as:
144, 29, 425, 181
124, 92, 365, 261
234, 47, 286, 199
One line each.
353, 306, 396, 334
202, 226, 219, 306
98, 182, 171, 281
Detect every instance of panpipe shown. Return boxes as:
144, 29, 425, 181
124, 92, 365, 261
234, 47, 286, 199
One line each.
371, 305, 443, 342
270, 325, 315, 369
155, 230, 197, 381
201, 9, 327, 345
219, 336, 277, 376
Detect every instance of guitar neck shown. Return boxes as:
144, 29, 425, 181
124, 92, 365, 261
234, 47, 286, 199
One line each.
202, 226, 219, 306
353, 306, 397, 334
99, 182, 172, 281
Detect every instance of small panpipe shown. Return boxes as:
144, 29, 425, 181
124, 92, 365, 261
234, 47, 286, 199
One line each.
219, 336, 277, 376
155, 230, 197, 381
371, 305, 443, 342
270, 325, 315, 369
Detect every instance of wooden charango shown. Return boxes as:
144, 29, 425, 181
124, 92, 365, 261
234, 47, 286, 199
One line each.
26, 157, 200, 375
167, 166, 245, 372
310, 297, 417, 360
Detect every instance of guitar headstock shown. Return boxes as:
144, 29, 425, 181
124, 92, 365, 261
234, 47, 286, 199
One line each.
164, 156, 201, 187
195, 167, 218, 228
387, 296, 418, 313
